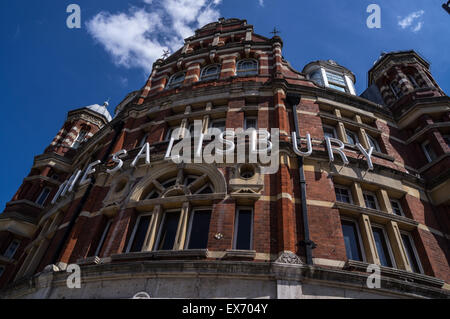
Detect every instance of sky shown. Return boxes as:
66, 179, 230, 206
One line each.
0, 0, 449, 211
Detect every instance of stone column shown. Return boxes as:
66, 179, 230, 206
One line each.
358, 214, 380, 265
386, 220, 412, 271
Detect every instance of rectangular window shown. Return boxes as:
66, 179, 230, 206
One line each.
36, 187, 51, 206
401, 232, 422, 274
185, 209, 212, 249
345, 129, 359, 145
390, 199, 404, 216
335, 186, 352, 204
95, 219, 112, 257
421, 140, 437, 163
372, 226, 394, 268
363, 191, 379, 210
234, 208, 253, 250
323, 125, 337, 139
156, 212, 181, 250
244, 117, 258, 130
341, 219, 363, 261
0, 266, 4, 278
129, 215, 152, 253
4, 239, 21, 259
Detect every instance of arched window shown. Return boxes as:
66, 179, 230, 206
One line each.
367, 134, 381, 152
309, 69, 324, 86
167, 72, 186, 89
236, 59, 258, 77
127, 166, 221, 253
200, 64, 221, 81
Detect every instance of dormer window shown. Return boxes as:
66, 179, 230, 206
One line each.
325, 71, 348, 93
201, 64, 221, 81
72, 130, 88, 149
167, 72, 186, 89
236, 59, 258, 77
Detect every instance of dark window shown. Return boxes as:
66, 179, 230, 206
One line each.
157, 212, 181, 250
372, 227, 393, 267
401, 234, 421, 273
167, 72, 185, 89
4, 240, 20, 259
130, 215, 151, 252
234, 209, 253, 250
341, 220, 363, 261
363, 192, 378, 210
346, 129, 359, 145
335, 186, 352, 203
422, 141, 437, 162
236, 59, 258, 76
0, 266, 4, 278
36, 188, 51, 206
390, 200, 404, 216
323, 126, 337, 139
95, 220, 112, 257
245, 117, 258, 130
367, 134, 381, 152
201, 65, 220, 81
187, 210, 212, 249
196, 184, 214, 194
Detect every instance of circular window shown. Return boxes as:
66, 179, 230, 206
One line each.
114, 179, 127, 193
240, 164, 255, 179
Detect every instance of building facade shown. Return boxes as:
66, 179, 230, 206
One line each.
0, 18, 449, 299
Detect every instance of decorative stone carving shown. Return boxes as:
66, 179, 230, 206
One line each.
275, 251, 304, 265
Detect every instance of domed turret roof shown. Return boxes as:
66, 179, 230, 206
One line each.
85, 102, 112, 122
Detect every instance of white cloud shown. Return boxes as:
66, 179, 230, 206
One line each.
397, 10, 424, 32
86, 0, 222, 72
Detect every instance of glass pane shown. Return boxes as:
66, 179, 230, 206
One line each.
401, 234, 420, 273
341, 221, 362, 261
0, 267, 4, 277
158, 212, 181, 250
326, 71, 346, 85
346, 131, 357, 145
328, 83, 347, 92
130, 215, 151, 252
390, 200, 402, 216
372, 227, 392, 267
4, 241, 20, 259
335, 187, 351, 203
235, 210, 252, 250
36, 188, 50, 206
364, 194, 377, 209
245, 118, 257, 130
310, 70, 323, 86
187, 210, 212, 249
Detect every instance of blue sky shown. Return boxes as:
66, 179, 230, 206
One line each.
0, 0, 449, 211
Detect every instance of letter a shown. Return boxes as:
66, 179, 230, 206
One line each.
366, 4, 381, 29
66, 4, 81, 29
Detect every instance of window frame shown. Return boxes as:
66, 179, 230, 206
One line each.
244, 116, 258, 130
340, 217, 366, 262
200, 64, 221, 81
36, 187, 51, 206
421, 140, 437, 163
363, 191, 379, 210
390, 199, 405, 217
126, 212, 154, 253
154, 209, 182, 251
390, 82, 402, 99
94, 219, 112, 257
325, 70, 348, 93
400, 231, 424, 274
236, 59, 258, 77
366, 134, 381, 152
323, 124, 337, 139
184, 207, 212, 250
233, 207, 254, 250
334, 185, 353, 204
371, 224, 397, 269
3, 239, 21, 260
166, 72, 186, 89
345, 129, 360, 145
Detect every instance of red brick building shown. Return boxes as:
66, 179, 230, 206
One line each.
0, 18, 448, 299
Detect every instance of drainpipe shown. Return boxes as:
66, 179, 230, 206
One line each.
287, 93, 316, 265
51, 120, 124, 265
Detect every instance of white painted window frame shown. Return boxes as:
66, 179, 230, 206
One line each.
363, 191, 380, 210
371, 223, 397, 269
334, 185, 353, 204
184, 207, 212, 250
340, 216, 366, 262
94, 219, 112, 257
400, 231, 424, 274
